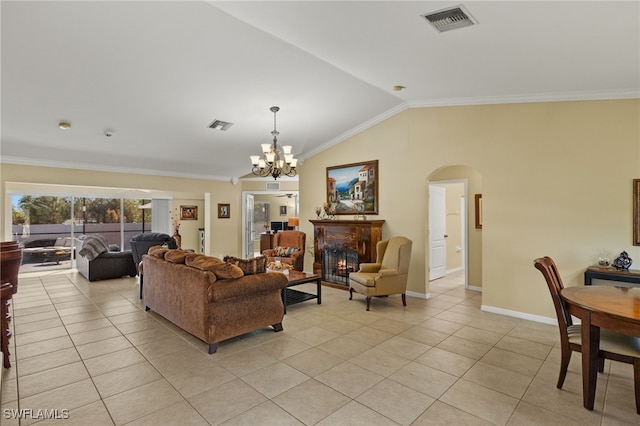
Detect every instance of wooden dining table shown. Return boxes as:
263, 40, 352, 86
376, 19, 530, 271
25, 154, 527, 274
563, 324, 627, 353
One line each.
561, 285, 640, 411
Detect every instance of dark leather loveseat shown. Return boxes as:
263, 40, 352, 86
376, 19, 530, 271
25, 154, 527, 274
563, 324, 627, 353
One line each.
76, 237, 137, 281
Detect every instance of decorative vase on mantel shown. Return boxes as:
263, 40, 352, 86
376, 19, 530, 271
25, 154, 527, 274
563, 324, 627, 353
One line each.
173, 229, 182, 249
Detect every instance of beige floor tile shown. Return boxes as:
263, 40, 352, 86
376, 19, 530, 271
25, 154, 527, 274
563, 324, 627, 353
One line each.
436, 335, 491, 360
124, 326, 175, 346
93, 361, 162, 398
389, 361, 457, 399
221, 400, 304, 426
18, 361, 90, 398
255, 335, 311, 360
316, 400, 400, 426
107, 310, 149, 325
462, 361, 534, 398
415, 347, 477, 377
76, 335, 133, 360
480, 347, 544, 378
418, 317, 465, 335
188, 378, 267, 425
148, 348, 215, 377
496, 335, 553, 360
357, 378, 435, 425
16, 347, 80, 376
69, 326, 122, 346
124, 400, 208, 426
507, 400, 588, 426
453, 325, 504, 346
272, 379, 351, 425
166, 363, 235, 398
33, 401, 113, 426
412, 400, 493, 425
282, 347, 345, 377
18, 379, 101, 425
316, 362, 385, 398
350, 347, 411, 376
133, 334, 194, 360
103, 379, 184, 425
321, 335, 372, 358
64, 317, 113, 334
440, 379, 519, 425
241, 361, 310, 398
14, 326, 69, 346
400, 326, 449, 346
344, 325, 394, 346
217, 346, 278, 376
288, 325, 340, 346
13, 317, 63, 334
59, 310, 107, 325
374, 335, 431, 360
84, 347, 147, 376
14, 335, 75, 360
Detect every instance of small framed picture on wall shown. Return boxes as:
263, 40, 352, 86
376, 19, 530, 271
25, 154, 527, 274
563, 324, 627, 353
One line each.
218, 203, 230, 219
280, 205, 287, 216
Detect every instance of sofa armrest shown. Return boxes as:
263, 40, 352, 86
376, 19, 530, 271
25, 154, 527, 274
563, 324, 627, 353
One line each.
377, 268, 398, 278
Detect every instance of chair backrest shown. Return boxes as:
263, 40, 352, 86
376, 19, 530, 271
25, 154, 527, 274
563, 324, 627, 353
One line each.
130, 233, 177, 266
273, 230, 305, 251
380, 236, 412, 274
533, 256, 572, 329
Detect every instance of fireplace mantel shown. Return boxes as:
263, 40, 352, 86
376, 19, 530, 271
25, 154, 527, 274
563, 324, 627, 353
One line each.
310, 220, 384, 282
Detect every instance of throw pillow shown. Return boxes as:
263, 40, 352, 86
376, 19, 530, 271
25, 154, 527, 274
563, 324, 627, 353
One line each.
274, 246, 298, 257
148, 246, 169, 258
164, 249, 191, 264
223, 255, 267, 275
185, 255, 243, 279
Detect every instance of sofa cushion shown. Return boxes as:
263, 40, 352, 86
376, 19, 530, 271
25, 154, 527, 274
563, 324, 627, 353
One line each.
223, 255, 267, 275
186, 254, 243, 279
273, 246, 299, 257
164, 249, 191, 264
148, 246, 169, 258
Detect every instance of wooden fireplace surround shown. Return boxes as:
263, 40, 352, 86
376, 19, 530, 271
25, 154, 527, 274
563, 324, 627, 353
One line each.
310, 220, 384, 281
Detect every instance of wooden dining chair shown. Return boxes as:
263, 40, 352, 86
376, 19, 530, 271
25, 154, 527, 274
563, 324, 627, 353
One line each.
534, 256, 640, 414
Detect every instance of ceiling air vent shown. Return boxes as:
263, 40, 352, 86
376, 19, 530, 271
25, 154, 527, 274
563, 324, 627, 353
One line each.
421, 5, 477, 33
208, 120, 233, 131
266, 182, 280, 191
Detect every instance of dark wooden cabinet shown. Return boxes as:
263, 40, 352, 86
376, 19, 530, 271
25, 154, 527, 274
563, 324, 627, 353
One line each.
259, 233, 274, 253
310, 220, 384, 276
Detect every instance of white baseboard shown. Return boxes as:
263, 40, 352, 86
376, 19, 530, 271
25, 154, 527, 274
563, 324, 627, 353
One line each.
481, 304, 557, 325
406, 290, 429, 299
446, 266, 464, 274
467, 285, 482, 292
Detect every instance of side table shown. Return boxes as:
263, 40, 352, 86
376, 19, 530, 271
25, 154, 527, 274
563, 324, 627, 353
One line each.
584, 266, 640, 286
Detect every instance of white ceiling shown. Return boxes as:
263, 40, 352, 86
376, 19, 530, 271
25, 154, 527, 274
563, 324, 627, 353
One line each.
2, 1, 638, 182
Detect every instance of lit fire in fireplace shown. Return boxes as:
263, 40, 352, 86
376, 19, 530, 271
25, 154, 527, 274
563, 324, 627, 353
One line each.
336, 260, 356, 276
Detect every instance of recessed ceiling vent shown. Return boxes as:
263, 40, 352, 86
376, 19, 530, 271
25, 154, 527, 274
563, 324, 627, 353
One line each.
208, 120, 233, 131
421, 5, 477, 33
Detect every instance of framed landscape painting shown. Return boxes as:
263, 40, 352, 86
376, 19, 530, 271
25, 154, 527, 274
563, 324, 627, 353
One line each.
326, 160, 378, 215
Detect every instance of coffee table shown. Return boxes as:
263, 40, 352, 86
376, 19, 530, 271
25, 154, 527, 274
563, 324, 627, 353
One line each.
282, 271, 321, 313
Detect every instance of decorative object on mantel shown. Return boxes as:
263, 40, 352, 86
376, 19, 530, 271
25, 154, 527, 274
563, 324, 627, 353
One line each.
353, 202, 366, 220
326, 160, 378, 215
613, 251, 633, 270
314, 203, 336, 220
250, 106, 298, 180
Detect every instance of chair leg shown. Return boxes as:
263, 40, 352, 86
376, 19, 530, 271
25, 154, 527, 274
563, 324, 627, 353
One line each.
349, 287, 353, 300
557, 348, 572, 389
401, 293, 406, 306
366, 296, 371, 311
633, 358, 640, 415
598, 357, 605, 373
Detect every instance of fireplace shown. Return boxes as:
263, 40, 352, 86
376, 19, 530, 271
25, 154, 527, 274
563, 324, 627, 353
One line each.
322, 246, 359, 286
310, 219, 384, 287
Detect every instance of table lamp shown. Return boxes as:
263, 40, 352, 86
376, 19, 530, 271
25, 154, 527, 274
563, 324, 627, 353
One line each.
288, 217, 299, 230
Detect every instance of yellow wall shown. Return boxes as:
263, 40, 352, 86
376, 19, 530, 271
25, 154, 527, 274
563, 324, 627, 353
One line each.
299, 99, 640, 320
2, 99, 639, 322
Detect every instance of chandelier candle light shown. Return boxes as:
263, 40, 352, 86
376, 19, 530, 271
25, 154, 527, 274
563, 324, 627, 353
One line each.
250, 106, 298, 180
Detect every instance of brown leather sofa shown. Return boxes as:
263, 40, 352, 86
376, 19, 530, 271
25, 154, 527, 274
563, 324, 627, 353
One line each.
142, 248, 289, 353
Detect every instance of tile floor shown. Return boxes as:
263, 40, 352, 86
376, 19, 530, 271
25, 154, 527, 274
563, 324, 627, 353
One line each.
1, 269, 638, 425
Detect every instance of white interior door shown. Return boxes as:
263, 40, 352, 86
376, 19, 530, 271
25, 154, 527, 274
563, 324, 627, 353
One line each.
429, 185, 447, 281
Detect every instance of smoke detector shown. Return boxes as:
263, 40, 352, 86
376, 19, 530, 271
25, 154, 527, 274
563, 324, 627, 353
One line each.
421, 5, 477, 33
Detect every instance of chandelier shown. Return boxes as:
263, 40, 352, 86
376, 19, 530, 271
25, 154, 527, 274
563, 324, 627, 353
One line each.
250, 106, 298, 180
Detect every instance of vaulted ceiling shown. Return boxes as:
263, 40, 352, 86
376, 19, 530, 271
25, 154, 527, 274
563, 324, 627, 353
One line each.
2, 1, 638, 181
